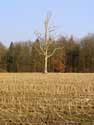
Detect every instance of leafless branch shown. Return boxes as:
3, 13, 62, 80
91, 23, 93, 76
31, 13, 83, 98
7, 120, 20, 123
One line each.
34, 46, 44, 56
39, 42, 45, 55
34, 31, 42, 40
49, 29, 55, 33
34, 31, 45, 55
45, 12, 52, 24
47, 47, 63, 58
48, 26, 57, 33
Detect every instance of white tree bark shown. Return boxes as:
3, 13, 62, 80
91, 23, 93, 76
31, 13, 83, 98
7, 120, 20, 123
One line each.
35, 14, 63, 73
45, 50, 48, 73
44, 16, 49, 73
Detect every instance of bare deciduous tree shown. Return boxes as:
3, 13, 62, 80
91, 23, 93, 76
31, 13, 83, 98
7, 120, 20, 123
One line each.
35, 14, 63, 73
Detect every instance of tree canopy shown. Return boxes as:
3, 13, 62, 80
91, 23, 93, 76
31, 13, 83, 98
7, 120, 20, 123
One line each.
0, 34, 94, 73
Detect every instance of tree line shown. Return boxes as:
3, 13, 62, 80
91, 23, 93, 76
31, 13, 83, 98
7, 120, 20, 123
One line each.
0, 34, 94, 73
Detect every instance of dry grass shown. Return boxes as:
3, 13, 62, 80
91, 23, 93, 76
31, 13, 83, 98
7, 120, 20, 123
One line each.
0, 73, 94, 125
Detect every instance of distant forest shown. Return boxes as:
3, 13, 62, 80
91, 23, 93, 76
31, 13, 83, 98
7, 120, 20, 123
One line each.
0, 34, 94, 73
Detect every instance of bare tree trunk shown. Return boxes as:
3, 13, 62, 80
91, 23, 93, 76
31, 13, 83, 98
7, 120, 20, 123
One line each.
44, 52, 47, 73
44, 16, 49, 73
35, 14, 63, 73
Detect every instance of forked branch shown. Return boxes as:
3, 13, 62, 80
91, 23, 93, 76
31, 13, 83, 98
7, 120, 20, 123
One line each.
47, 47, 63, 58
39, 42, 45, 55
34, 46, 44, 56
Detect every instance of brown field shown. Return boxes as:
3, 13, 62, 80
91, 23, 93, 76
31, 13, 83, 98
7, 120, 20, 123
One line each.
0, 73, 94, 125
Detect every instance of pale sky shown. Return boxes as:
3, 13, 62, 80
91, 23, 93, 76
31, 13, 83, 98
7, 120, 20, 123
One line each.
0, 0, 93, 46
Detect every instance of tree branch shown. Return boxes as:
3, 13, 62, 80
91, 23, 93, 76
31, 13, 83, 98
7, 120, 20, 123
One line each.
39, 42, 45, 55
47, 47, 63, 58
34, 31, 45, 55
34, 46, 44, 56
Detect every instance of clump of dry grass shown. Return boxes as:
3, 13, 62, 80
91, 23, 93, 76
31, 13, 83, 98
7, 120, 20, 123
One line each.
0, 73, 94, 125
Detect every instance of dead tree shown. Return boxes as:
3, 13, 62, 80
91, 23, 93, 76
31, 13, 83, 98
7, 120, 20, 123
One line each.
35, 14, 63, 73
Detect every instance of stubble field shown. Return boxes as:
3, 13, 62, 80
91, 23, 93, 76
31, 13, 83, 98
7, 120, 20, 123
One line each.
0, 73, 94, 125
